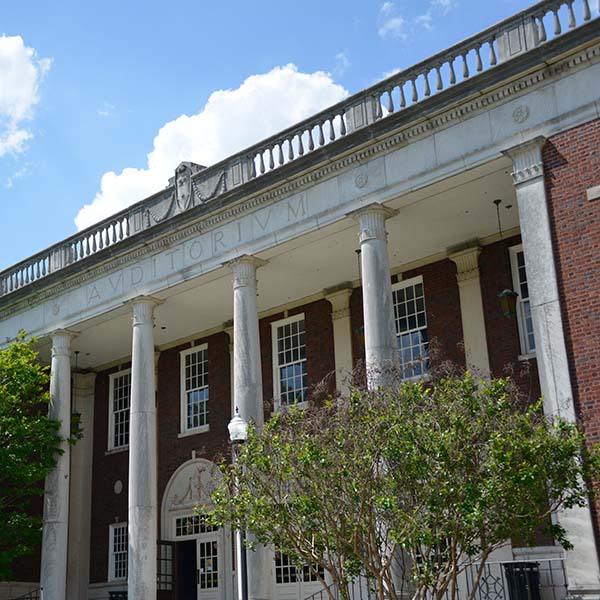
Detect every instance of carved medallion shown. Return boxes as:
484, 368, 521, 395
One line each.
512, 105, 530, 124
355, 173, 368, 189
175, 163, 193, 211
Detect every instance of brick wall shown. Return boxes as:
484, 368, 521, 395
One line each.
88, 299, 334, 585
480, 236, 541, 402
543, 118, 600, 539
349, 258, 466, 372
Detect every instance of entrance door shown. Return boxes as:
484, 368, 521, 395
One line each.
177, 540, 197, 600
197, 534, 220, 600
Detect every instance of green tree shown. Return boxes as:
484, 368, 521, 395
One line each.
210, 371, 598, 600
0, 335, 63, 580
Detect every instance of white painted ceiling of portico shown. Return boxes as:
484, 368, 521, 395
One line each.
35, 157, 519, 370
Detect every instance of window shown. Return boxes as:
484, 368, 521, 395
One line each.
109, 369, 131, 450
109, 523, 127, 581
272, 314, 308, 409
392, 276, 429, 379
180, 345, 209, 433
157, 542, 174, 591
510, 245, 535, 355
275, 552, 324, 584
174, 514, 217, 538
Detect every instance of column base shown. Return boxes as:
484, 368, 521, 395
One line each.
567, 591, 600, 600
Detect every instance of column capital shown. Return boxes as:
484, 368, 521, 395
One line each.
348, 203, 398, 243
51, 329, 78, 357
227, 254, 268, 289
502, 136, 546, 186
448, 245, 482, 283
324, 283, 353, 320
128, 295, 162, 326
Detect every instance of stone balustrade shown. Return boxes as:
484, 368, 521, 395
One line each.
0, 0, 597, 300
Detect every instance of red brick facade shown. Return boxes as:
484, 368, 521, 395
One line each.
543, 119, 600, 539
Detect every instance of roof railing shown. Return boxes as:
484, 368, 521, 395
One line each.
1, 0, 597, 299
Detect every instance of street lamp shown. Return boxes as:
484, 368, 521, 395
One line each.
228, 409, 248, 600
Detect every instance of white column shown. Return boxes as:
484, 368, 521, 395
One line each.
128, 297, 160, 599
448, 246, 491, 379
504, 137, 600, 595
325, 284, 354, 395
41, 329, 76, 600
228, 255, 273, 600
67, 372, 96, 600
351, 204, 398, 389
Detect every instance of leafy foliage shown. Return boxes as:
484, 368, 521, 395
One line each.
210, 371, 598, 600
0, 334, 62, 580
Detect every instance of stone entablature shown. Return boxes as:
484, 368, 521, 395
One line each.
0, 0, 598, 304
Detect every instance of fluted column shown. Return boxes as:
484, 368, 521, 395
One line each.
504, 138, 600, 594
448, 245, 491, 378
128, 297, 160, 599
67, 372, 96, 600
325, 284, 354, 394
228, 255, 272, 600
41, 329, 76, 600
351, 204, 398, 389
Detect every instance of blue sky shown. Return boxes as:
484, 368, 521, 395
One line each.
0, 0, 537, 271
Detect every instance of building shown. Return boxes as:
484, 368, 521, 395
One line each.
1, 1, 599, 598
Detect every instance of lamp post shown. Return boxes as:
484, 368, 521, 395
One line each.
228, 409, 249, 600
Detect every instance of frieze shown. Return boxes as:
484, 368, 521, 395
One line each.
1, 41, 599, 323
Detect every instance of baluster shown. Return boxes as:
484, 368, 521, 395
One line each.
538, 14, 547, 41
288, 138, 295, 161
329, 118, 336, 141
259, 150, 266, 174
248, 155, 256, 179
308, 128, 315, 151
91, 233, 97, 253
99, 230, 105, 250
278, 143, 284, 165
567, 0, 576, 28
268, 147, 275, 170
423, 72, 431, 97
117, 219, 123, 241
339, 113, 346, 136
553, 9, 561, 35
35, 261, 40, 280
373, 96, 382, 120
83, 236, 89, 256
475, 46, 483, 72
318, 122, 325, 146
449, 59, 457, 85
489, 39, 498, 65
582, 0, 591, 20
387, 89, 394, 113
17, 270, 22, 289
435, 66, 443, 91
411, 79, 418, 103
462, 53, 469, 79
124, 218, 130, 237
24, 266, 29, 284
399, 83, 406, 108
298, 133, 304, 156
42, 258, 47, 276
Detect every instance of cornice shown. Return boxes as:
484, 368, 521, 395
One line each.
1, 41, 599, 321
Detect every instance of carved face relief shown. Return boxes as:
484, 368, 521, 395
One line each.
175, 164, 193, 212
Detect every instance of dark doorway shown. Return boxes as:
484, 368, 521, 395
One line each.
177, 540, 197, 600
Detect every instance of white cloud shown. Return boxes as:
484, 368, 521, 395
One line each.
4, 162, 31, 188
416, 0, 458, 31
75, 64, 348, 230
334, 51, 351, 76
380, 2, 395, 14
0, 35, 51, 157
378, 16, 408, 40
382, 67, 401, 80
97, 102, 115, 117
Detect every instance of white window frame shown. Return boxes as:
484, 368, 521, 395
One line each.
509, 244, 536, 357
108, 522, 128, 581
272, 313, 308, 411
108, 369, 131, 451
391, 275, 429, 380
180, 344, 210, 436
